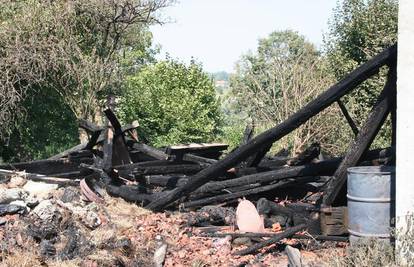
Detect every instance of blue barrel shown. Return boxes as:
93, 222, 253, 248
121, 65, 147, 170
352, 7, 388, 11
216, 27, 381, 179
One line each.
347, 166, 395, 244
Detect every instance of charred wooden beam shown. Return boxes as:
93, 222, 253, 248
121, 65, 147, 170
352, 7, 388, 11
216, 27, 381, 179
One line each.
85, 131, 101, 150
201, 232, 348, 242
114, 160, 174, 171
133, 164, 203, 176
103, 109, 131, 166
48, 144, 86, 160
144, 175, 188, 188
337, 99, 359, 136
234, 224, 308, 255
132, 143, 169, 160
195, 160, 338, 194
244, 143, 273, 167
0, 158, 87, 175
106, 184, 155, 205
324, 66, 396, 206
188, 183, 262, 201
78, 119, 104, 133
183, 177, 317, 208
182, 153, 218, 165
102, 127, 114, 172
104, 109, 123, 136
146, 45, 397, 211
166, 143, 228, 161
0, 169, 80, 186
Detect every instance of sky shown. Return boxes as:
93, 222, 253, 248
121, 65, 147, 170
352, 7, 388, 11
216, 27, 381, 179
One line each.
150, 0, 339, 73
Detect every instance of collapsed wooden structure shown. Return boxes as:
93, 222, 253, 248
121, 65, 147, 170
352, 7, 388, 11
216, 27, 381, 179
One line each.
0, 44, 397, 252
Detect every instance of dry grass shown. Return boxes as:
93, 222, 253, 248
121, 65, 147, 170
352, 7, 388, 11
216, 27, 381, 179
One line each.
328, 215, 414, 267
103, 195, 151, 230
0, 250, 43, 267
328, 239, 395, 267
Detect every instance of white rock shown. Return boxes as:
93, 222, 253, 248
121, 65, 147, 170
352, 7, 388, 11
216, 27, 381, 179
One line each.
153, 242, 168, 267
83, 210, 101, 229
0, 188, 28, 204
23, 181, 58, 199
9, 200, 30, 212
32, 200, 57, 222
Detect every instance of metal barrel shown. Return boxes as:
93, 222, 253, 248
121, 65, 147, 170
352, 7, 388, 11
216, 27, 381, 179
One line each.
347, 166, 395, 244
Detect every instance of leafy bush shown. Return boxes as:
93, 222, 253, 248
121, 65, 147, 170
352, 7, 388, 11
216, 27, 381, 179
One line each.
118, 59, 222, 147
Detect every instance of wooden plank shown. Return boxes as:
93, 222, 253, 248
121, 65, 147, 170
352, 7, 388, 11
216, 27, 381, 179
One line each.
323, 66, 396, 206
146, 45, 396, 211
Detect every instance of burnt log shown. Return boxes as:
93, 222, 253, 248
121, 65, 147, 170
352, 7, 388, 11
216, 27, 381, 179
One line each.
106, 184, 155, 205
144, 175, 188, 188
0, 169, 80, 186
183, 176, 317, 208
0, 158, 90, 175
132, 164, 203, 176
181, 154, 218, 166
233, 224, 308, 255
200, 232, 347, 242
48, 144, 86, 160
194, 160, 339, 194
132, 143, 169, 160
146, 45, 397, 211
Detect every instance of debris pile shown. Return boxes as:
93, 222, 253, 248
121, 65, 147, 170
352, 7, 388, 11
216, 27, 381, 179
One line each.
0, 44, 397, 265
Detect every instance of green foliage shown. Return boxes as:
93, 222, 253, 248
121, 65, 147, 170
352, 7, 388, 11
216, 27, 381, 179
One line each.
118, 59, 222, 147
0, 87, 79, 162
324, 0, 398, 149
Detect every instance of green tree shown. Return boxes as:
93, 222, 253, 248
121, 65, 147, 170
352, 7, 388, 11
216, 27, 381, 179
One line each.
118, 59, 222, 147
324, 0, 398, 147
0, 0, 171, 161
229, 30, 344, 155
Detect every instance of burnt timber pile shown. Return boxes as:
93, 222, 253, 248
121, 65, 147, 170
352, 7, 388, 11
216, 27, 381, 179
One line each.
0, 44, 397, 258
